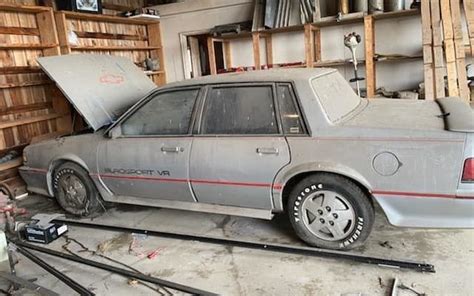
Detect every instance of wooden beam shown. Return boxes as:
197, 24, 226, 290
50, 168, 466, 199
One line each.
451, 0, 470, 101
207, 37, 217, 75
304, 24, 314, 68
440, 0, 458, 97
0, 158, 23, 172
0, 102, 53, 116
464, 0, 474, 57
252, 32, 261, 70
54, 12, 71, 54
265, 35, 273, 66
0, 114, 60, 129
61, 11, 159, 25
364, 16, 375, 98
36, 10, 60, 56
0, 66, 41, 74
69, 45, 161, 51
223, 40, 232, 69
314, 27, 321, 62
0, 43, 58, 49
430, 0, 445, 99
0, 26, 39, 36
0, 80, 51, 89
421, 0, 434, 100
0, 3, 50, 13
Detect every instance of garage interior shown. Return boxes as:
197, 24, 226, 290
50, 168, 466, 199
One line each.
0, 0, 473, 295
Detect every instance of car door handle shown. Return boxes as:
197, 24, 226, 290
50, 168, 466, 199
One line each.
161, 146, 183, 153
256, 147, 279, 155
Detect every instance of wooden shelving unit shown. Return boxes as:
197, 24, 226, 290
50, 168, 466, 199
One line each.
207, 9, 421, 98
0, 3, 72, 197
55, 10, 167, 86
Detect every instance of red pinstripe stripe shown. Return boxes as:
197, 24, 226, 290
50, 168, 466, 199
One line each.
93, 173, 282, 189
373, 190, 474, 200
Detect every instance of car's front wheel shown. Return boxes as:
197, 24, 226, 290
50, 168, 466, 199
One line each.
52, 162, 103, 216
288, 173, 374, 250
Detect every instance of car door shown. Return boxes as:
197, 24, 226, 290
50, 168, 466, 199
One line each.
189, 83, 291, 209
97, 87, 201, 202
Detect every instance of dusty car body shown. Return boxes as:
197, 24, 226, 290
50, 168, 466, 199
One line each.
19, 55, 474, 249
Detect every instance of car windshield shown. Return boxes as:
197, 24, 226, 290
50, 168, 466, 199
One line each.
311, 72, 361, 122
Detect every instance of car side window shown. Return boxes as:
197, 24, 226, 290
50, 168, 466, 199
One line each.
277, 84, 305, 135
201, 86, 278, 135
121, 89, 198, 136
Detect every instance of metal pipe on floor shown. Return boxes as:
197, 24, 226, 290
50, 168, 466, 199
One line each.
11, 243, 95, 296
53, 219, 436, 273
10, 239, 218, 296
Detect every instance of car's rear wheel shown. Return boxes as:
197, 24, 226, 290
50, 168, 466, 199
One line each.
288, 173, 374, 250
52, 162, 103, 216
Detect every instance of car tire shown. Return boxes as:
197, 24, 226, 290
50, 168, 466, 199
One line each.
52, 162, 103, 216
288, 173, 374, 250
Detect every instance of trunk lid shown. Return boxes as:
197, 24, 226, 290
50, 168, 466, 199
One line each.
343, 99, 446, 131
38, 54, 156, 131
436, 97, 474, 132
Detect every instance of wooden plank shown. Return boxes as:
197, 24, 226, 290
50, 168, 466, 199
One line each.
101, 3, 137, 12
36, 10, 61, 56
62, 11, 159, 25
314, 27, 321, 62
430, 0, 442, 47
74, 31, 148, 41
0, 80, 51, 89
421, 0, 432, 45
0, 26, 39, 35
0, 102, 53, 116
0, 3, 50, 13
252, 32, 261, 70
207, 37, 217, 75
69, 45, 161, 51
424, 64, 435, 100
0, 66, 41, 74
264, 35, 273, 66
0, 43, 58, 49
364, 16, 375, 98
54, 12, 71, 54
0, 114, 60, 129
450, 0, 463, 40
430, 0, 445, 98
463, 0, 474, 57
423, 45, 433, 64
0, 158, 22, 172
304, 24, 314, 68
223, 40, 232, 69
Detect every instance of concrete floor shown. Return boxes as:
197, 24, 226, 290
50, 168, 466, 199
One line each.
4, 194, 474, 295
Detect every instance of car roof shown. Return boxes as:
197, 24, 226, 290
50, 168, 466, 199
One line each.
162, 68, 337, 88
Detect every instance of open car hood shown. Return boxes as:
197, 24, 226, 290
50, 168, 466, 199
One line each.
38, 54, 156, 131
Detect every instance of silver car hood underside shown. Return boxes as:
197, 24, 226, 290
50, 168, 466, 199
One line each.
38, 54, 156, 131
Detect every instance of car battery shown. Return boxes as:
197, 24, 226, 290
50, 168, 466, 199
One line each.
21, 214, 68, 244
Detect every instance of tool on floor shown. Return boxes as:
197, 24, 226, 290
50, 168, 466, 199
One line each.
391, 277, 426, 296
344, 32, 364, 96
53, 218, 436, 273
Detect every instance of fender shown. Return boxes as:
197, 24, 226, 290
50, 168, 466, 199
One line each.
272, 161, 373, 212
46, 154, 91, 196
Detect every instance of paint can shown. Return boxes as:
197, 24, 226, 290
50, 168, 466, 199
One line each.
353, 0, 368, 12
369, 0, 384, 14
384, 0, 404, 11
339, 0, 350, 14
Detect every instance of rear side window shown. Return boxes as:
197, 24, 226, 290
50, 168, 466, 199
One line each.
311, 72, 361, 122
277, 84, 305, 135
121, 89, 198, 136
201, 86, 278, 135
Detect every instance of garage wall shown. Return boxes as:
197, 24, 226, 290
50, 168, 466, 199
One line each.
153, 0, 470, 92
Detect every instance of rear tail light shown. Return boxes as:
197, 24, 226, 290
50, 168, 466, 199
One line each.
462, 158, 474, 182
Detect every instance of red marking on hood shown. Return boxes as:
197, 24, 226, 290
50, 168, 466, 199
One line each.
99, 74, 125, 84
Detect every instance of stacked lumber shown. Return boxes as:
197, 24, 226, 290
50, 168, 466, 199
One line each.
422, 0, 470, 102
0, 3, 73, 198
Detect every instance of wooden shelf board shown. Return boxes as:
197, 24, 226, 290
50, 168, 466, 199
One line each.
0, 113, 60, 129
375, 55, 423, 62
372, 9, 420, 20
70, 45, 161, 51
0, 44, 58, 50
218, 32, 253, 40
0, 80, 51, 89
0, 26, 39, 36
60, 11, 160, 25
0, 3, 51, 14
0, 66, 42, 74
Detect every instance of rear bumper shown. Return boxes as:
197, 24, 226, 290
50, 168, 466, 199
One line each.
18, 166, 51, 197
374, 193, 474, 228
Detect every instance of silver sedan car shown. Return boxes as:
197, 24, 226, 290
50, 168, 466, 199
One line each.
20, 55, 474, 250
